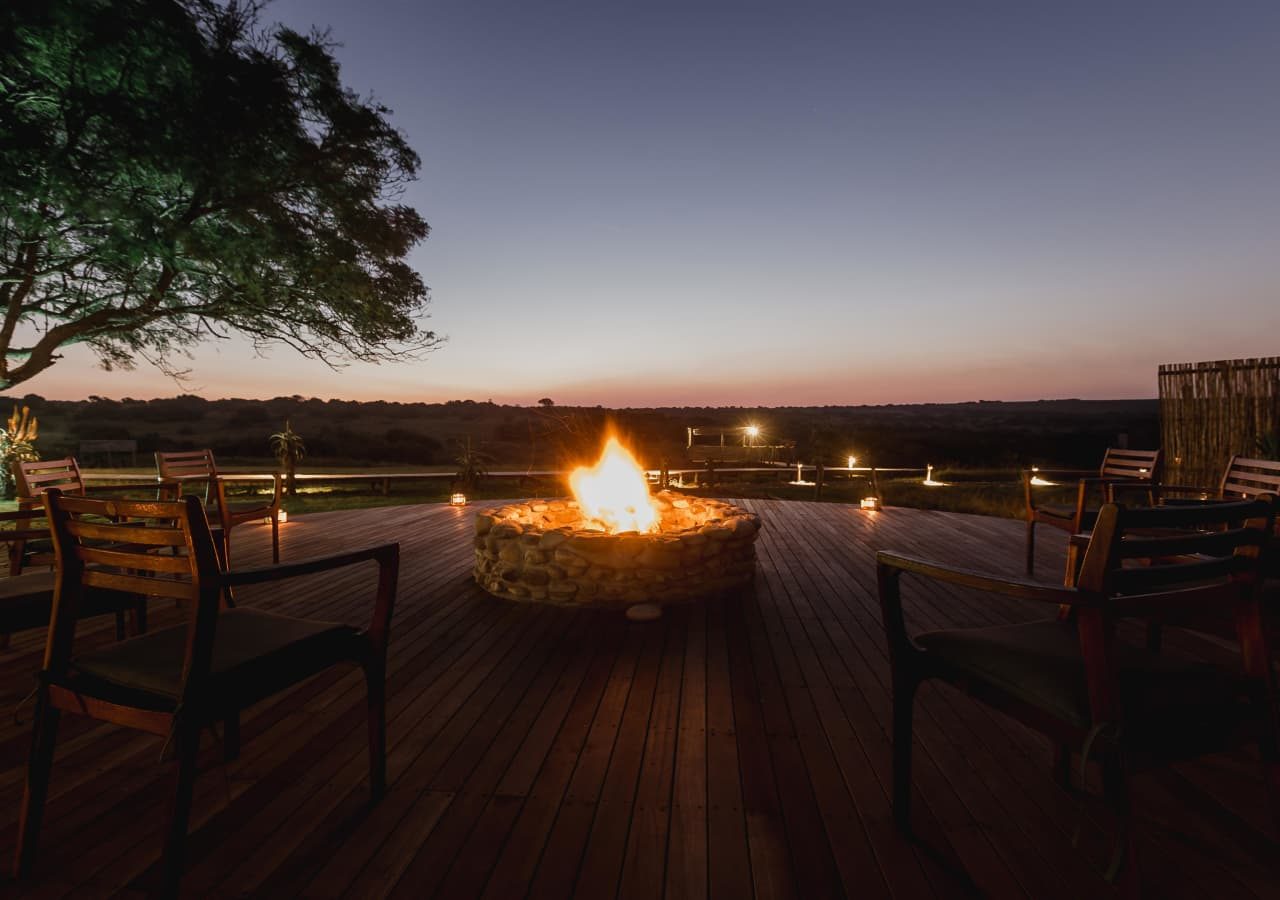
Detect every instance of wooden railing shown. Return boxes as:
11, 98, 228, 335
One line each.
81, 464, 921, 497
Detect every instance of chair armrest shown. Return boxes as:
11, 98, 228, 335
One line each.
221, 543, 399, 587
876, 551, 1086, 667
1099, 477, 1159, 505
877, 551, 1085, 606
211, 473, 283, 528
221, 542, 400, 654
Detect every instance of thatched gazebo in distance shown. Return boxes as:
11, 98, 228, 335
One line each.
1160, 357, 1280, 488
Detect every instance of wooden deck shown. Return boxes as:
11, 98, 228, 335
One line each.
1, 499, 1278, 898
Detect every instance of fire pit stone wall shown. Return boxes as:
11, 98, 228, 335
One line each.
474, 492, 761, 608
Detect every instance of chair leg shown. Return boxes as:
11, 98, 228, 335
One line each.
1101, 755, 1141, 894
14, 698, 60, 878
271, 516, 280, 564
364, 662, 387, 803
1064, 541, 1080, 587
892, 675, 918, 834
223, 713, 241, 763
159, 726, 201, 899
1025, 520, 1036, 576
129, 602, 148, 637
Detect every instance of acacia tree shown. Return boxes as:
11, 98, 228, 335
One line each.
0, 0, 438, 390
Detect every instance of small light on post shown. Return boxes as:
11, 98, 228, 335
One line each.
860, 497, 880, 510
266, 510, 288, 525
1029, 466, 1055, 487
450, 492, 468, 507
847, 455, 857, 469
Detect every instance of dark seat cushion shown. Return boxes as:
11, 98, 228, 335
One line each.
916, 618, 1245, 731
71, 608, 360, 702
1035, 504, 1098, 528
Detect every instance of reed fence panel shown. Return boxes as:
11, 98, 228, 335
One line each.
1159, 357, 1280, 489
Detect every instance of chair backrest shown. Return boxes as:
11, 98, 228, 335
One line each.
1077, 497, 1273, 598
156, 449, 220, 507
1220, 456, 1280, 501
41, 491, 224, 695
1073, 497, 1276, 721
155, 450, 218, 482
1098, 448, 1162, 483
14, 458, 86, 501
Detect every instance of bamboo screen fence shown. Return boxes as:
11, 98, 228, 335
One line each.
1159, 357, 1280, 488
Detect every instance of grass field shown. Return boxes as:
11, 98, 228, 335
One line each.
0, 463, 1086, 521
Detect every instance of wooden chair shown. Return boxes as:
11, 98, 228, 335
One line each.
0, 507, 159, 650
14, 456, 164, 504
4, 459, 166, 647
13, 491, 398, 898
879, 497, 1277, 895
10, 456, 169, 573
1147, 456, 1280, 640
1023, 448, 1162, 576
155, 450, 283, 565
1160, 455, 1280, 505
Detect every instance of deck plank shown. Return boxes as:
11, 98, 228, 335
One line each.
0, 499, 1275, 899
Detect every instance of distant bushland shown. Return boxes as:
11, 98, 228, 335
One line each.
13, 395, 1158, 473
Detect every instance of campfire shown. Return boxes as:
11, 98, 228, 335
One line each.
474, 435, 762, 609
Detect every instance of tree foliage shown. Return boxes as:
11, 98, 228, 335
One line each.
0, 0, 438, 390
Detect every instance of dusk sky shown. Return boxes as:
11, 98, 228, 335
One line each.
29, 0, 1280, 406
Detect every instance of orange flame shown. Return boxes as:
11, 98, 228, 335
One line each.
569, 436, 659, 533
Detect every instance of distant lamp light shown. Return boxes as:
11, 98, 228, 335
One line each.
847, 455, 857, 469
450, 492, 468, 507
744, 425, 760, 438
267, 510, 288, 525
860, 497, 881, 510
923, 464, 946, 487
1029, 467, 1055, 487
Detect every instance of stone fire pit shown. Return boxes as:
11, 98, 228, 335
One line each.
474, 491, 762, 609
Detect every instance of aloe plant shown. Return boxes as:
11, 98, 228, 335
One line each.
269, 419, 306, 496
0, 405, 39, 499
